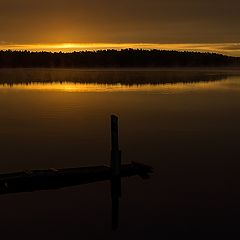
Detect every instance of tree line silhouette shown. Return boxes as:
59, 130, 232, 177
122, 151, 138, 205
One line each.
0, 49, 239, 68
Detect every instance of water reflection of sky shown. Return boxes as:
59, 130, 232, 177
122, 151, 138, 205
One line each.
0, 72, 240, 238
0, 77, 240, 94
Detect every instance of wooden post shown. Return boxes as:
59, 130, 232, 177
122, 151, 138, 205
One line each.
111, 115, 121, 177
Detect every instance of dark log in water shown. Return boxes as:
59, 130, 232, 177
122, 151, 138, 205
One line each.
0, 162, 152, 195
0, 115, 152, 231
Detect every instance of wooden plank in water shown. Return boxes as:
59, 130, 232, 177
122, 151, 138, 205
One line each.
0, 163, 152, 195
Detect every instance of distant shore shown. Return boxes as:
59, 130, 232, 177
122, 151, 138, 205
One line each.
0, 49, 239, 68
1, 66, 240, 72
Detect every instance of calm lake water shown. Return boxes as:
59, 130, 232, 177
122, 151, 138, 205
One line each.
0, 69, 240, 239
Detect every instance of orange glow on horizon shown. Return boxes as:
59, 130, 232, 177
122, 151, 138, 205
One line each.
0, 43, 240, 57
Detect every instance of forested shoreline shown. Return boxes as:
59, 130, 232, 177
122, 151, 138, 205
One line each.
0, 49, 239, 68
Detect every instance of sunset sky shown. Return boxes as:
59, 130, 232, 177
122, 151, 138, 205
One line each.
1, 0, 240, 56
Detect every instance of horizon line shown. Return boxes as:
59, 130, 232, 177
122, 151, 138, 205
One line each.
1, 43, 240, 57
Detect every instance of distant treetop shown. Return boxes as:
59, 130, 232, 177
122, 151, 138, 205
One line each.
0, 49, 239, 68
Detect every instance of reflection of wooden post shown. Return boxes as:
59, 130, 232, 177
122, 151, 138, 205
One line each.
111, 115, 121, 231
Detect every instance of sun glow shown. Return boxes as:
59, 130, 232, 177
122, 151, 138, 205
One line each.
1, 43, 240, 56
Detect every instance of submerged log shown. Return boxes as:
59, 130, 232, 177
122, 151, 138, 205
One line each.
0, 115, 153, 231
0, 162, 152, 195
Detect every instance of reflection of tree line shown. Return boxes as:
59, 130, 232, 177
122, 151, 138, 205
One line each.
0, 49, 239, 68
0, 68, 231, 86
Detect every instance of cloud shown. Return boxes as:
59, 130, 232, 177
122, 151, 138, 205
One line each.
1, 0, 240, 44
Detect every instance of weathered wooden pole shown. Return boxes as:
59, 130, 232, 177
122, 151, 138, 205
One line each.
110, 115, 121, 231
111, 115, 121, 177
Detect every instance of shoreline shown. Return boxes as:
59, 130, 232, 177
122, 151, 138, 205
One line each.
0, 66, 240, 72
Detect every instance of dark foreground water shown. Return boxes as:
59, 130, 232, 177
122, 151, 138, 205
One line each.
0, 69, 240, 239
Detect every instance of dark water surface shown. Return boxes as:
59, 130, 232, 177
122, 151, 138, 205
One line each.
0, 69, 240, 239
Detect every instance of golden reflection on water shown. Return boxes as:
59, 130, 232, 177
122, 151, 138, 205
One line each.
0, 78, 239, 93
